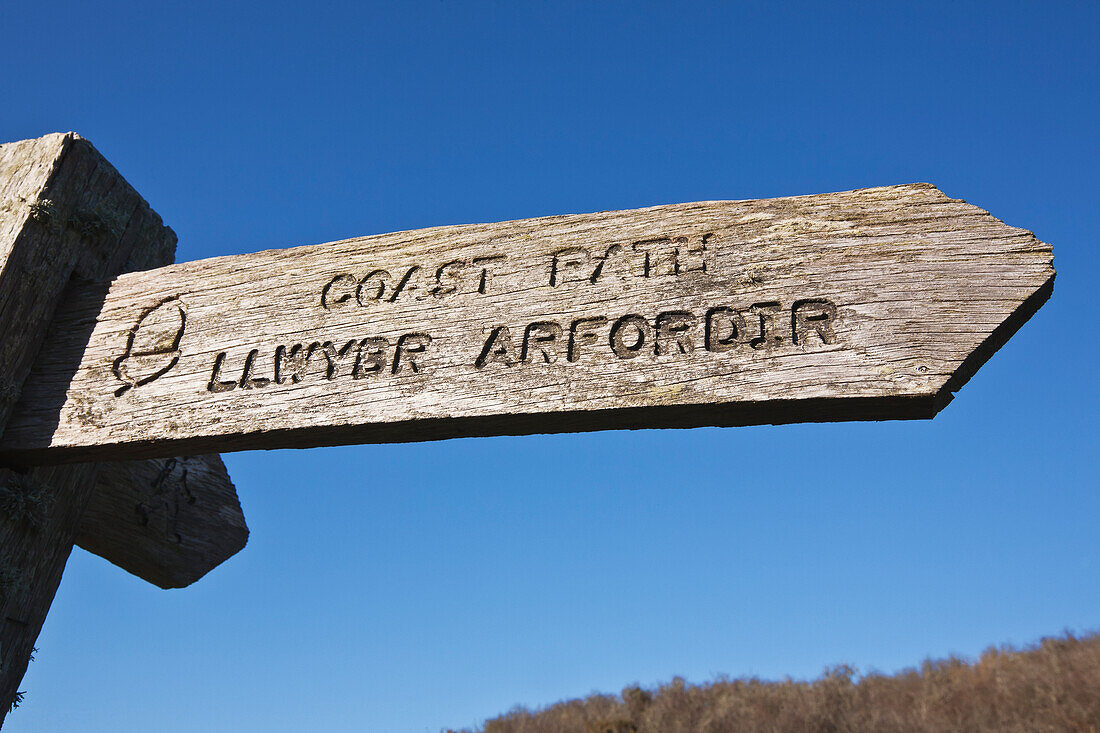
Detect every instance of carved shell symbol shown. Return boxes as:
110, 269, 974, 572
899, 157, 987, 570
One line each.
113, 297, 187, 395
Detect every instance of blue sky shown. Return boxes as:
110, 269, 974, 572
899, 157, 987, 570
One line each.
2, 2, 1098, 731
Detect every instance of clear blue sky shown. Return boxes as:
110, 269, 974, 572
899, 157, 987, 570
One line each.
2, 2, 1098, 731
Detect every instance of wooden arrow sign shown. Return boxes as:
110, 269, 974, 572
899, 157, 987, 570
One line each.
0, 184, 1053, 465
78, 454, 247, 589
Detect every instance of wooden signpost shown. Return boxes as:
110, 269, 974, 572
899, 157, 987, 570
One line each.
0, 132, 1054, 724
0, 182, 1054, 464
0, 134, 246, 723
77, 454, 246, 590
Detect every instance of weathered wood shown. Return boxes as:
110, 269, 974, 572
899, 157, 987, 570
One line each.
0, 134, 171, 427
76, 455, 247, 589
0, 184, 1055, 465
0, 133, 231, 723
0, 462, 98, 720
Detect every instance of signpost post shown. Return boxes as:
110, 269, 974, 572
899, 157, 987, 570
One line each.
0, 134, 246, 722
0, 132, 1054, 724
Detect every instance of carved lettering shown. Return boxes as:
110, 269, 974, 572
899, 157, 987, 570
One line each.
386, 266, 421, 302
473, 255, 505, 294
632, 238, 686, 278
323, 233, 718, 309
705, 307, 747, 352
303, 342, 335, 379
474, 298, 837, 371
432, 260, 465, 298
354, 337, 389, 377
393, 333, 432, 374
208, 352, 238, 393
655, 311, 696, 355
135, 457, 196, 546
522, 321, 565, 364
569, 317, 608, 362
326, 253, 507, 308
321, 274, 357, 310
545, 234, 713, 285
275, 344, 307, 384
675, 234, 709, 274
216, 242, 837, 397
238, 349, 270, 389
749, 302, 784, 350
792, 299, 838, 345
307, 340, 360, 379
590, 244, 631, 284
550, 247, 590, 286
609, 315, 652, 359
356, 269, 392, 304
477, 326, 519, 368
208, 332, 432, 391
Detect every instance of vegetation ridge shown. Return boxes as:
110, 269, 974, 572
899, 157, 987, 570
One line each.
450, 631, 1100, 732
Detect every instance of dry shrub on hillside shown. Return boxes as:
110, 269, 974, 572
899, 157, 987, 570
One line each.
449, 631, 1100, 733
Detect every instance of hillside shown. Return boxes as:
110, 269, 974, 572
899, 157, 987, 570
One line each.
451, 631, 1100, 732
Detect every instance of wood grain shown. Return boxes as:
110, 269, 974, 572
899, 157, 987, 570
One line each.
0, 133, 174, 720
77, 455, 247, 589
0, 134, 173, 429
1, 184, 1054, 465
0, 134, 240, 722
